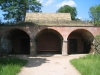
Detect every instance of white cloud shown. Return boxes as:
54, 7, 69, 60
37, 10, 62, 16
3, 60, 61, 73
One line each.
78, 17, 81, 19
45, 0, 54, 6
56, 0, 76, 8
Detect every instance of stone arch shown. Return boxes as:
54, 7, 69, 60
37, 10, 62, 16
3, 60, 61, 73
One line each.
35, 28, 63, 54
1, 28, 30, 54
67, 29, 94, 54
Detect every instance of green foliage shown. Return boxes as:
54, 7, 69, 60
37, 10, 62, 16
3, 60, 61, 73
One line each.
70, 54, 100, 75
0, 0, 42, 24
89, 4, 100, 26
0, 56, 28, 75
56, 5, 77, 20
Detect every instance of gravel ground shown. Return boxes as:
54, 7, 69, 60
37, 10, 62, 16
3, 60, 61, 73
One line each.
17, 54, 86, 75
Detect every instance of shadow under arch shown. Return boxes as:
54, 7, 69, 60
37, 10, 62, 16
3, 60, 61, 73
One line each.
35, 28, 63, 54
1, 28, 30, 55
67, 29, 94, 54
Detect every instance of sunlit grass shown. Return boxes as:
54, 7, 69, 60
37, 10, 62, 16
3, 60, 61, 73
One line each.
0, 56, 28, 75
70, 54, 100, 75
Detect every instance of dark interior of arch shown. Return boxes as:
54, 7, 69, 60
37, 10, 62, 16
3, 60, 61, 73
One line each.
2, 29, 30, 54
36, 29, 63, 54
68, 29, 94, 54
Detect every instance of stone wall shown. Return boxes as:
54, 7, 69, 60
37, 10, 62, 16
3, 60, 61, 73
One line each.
94, 37, 100, 53
1, 37, 12, 55
25, 13, 71, 21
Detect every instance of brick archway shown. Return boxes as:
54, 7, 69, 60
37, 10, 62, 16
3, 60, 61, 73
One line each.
1, 28, 30, 54
67, 29, 94, 54
35, 29, 63, 54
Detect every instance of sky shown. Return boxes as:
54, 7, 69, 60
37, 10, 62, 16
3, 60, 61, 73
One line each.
0, 0, 100, 22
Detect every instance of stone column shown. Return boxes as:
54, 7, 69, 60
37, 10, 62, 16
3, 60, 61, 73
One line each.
30, 38, 36, 56
0, 36, 1, 56
62, 39, 68, 56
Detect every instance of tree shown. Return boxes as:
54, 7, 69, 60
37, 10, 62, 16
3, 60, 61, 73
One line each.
56, 5, 77, 20
89, 4, 100, 25
0, 0, 42, 24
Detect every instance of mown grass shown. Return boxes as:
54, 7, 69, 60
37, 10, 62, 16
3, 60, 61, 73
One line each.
0, 56, 28, 75
70, 54, 100, 75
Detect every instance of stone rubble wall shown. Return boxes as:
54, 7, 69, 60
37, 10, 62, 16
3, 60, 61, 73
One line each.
94, 38, 100, 54
25, 13, 71, 22
1, 37, 12, 55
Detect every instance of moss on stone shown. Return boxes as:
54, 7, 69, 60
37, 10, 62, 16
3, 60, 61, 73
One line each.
95, 35, 100, 38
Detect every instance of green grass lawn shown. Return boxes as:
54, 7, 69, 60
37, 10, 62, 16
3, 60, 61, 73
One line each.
0, 56, 28, 75
70, 54, 100, 75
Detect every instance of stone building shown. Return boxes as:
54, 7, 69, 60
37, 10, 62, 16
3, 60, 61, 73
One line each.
0, 13, 100, 56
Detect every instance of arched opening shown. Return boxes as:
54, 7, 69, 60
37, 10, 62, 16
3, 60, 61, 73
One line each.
35, 29, 63, 54
1, 29, 30, 54
67, 29, 94, 54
